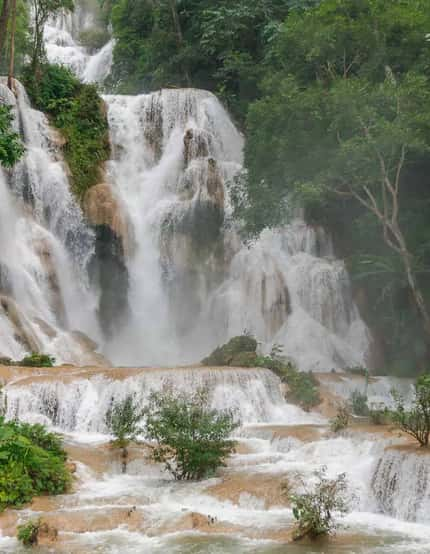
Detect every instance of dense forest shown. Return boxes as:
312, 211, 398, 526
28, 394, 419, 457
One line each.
0, 0, 429, 376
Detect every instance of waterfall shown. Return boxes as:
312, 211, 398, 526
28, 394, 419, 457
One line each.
100, 88, 370, 370
372, 448, 430, 522
45, 5, 113, 85
3, 0, 370, 371
0, 82, 102, 365
4, 367, 322, 431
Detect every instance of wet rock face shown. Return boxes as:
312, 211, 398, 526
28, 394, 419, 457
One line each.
83, 182, 132, 255
0, 295, 42, 353
88, 224, 130, 338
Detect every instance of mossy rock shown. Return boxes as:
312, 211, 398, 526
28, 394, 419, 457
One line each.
202, 336, 257, 366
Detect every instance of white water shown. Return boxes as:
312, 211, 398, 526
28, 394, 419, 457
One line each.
0, 2, 371, 371
3, 368, 430, 552
45, 6, 113, 85
372, 449, 430, 522
0, 6, 428, 551
96, 85, 370, 369
0, 81, 101, 364
4, 368, 322, 431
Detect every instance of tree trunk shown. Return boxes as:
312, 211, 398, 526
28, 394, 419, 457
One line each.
7, 0, 16, 93
168, 0, 191, 86
384, 220, 430, 344
0, 0, 10, 65
401, 249, 430, 341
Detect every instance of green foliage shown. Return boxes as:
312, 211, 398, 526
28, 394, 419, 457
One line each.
236, 0, 430, 374
330, 405, 350, 433
144, 387, 238, 481
202, 335, 258, 366
0, 353, 55, 367
0, 104, 24, 168
0, 419, 70, 510
17, 518, 41, 546
0, 0, 31, 75
288, 467, 350, 540
20, 353, 55, 367
272, 362, 321, 411
391, 374, 430, 446
105, 395, 143, 447
202, 337, 321, 410
350, 390, 369, 417
104, 0, 291, 121
22, 63, 110, 198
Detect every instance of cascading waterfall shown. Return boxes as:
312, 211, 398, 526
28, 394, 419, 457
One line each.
101, 88, 371, 370
4, 367, 322, 431
372, 449, 430, 522
45, 5, 113, 85
0, 81, 102, 364
0, 7, 428, 551
39, 3, 373, 370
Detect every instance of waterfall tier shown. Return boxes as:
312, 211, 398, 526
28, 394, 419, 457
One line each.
4, 367, 322, 431
372, 448, 430, 522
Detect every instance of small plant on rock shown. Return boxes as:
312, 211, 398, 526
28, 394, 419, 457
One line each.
330, 404, 350, 433
105, 395, 144, 473
20, 353, 55, 367
288, 467, 350, 540
391, 374, 430, 447
144, 387, 239, 480
17, 518, 41, 546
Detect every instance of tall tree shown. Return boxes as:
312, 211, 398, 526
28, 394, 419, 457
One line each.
7, 0, 16, 91
0, 0, 10, 64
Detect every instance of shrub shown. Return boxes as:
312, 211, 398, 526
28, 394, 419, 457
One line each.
0, 353, 55, 367
0, 419, 70, 510
22, 63, 110, 199
202, 337, 321, 411
330, 405, 350, 433
106, 395, 144, 447
105, 395, 144, 473
288, 467, 350, 540
0, 105, 25, 168
202, 335, 258, 366
144, 388, 239, 480
350, 390, 369, 416
20, 353, 55, 368
17, 518, 41, 546
391, 374, 430, 447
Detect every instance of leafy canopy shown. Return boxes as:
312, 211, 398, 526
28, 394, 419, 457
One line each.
0, 418, 70, 510
144, 387, 238, 481
0, 104, 24, 167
